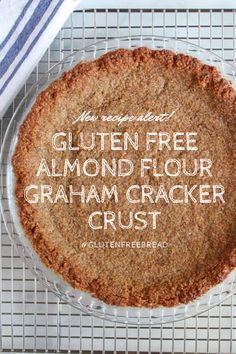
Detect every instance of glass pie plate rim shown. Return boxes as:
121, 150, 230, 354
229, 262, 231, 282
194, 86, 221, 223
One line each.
1, 35, 236, 326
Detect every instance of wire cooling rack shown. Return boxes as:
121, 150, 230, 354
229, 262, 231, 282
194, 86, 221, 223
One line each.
1, 7, 236, 353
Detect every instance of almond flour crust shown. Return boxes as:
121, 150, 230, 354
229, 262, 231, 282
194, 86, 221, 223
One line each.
13, 48, 236, 307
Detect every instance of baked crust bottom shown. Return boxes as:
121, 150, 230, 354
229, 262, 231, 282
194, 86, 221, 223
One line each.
13, 48, 236, 307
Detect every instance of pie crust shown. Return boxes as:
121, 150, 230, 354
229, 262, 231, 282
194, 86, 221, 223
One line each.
13, 48, 236, 307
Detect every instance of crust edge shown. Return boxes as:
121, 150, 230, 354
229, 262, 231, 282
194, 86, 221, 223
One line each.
12, 47, 236, 308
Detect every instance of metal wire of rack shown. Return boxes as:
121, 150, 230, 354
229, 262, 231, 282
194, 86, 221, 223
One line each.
0, 7, 236, 354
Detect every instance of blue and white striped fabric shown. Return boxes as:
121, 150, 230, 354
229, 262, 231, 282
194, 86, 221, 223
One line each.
0, 0, 81, 118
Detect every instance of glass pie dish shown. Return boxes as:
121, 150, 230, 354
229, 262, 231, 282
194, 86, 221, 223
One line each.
1, 35, 236, 325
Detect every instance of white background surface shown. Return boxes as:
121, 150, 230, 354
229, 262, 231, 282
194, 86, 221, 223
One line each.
78, 0, 236, 9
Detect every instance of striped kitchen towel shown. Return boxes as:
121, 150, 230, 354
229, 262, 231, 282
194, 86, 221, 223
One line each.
0, 0, 82, 118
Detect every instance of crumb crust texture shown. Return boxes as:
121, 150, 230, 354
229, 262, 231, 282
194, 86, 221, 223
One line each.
13, 48, 236, 307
